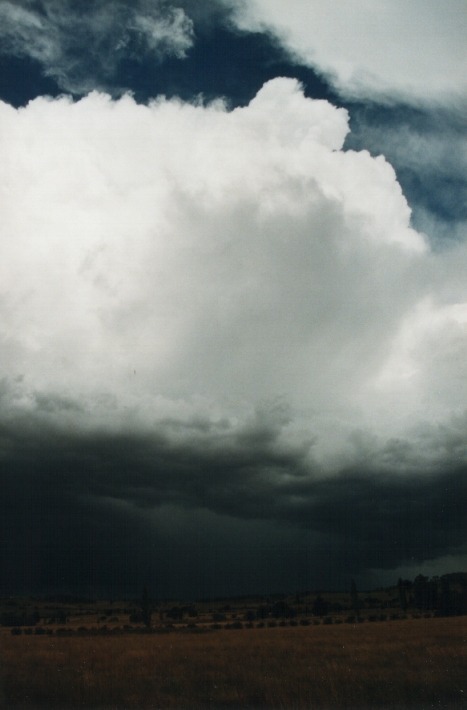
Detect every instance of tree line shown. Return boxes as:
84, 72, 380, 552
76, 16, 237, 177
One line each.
1, 573, 466, 628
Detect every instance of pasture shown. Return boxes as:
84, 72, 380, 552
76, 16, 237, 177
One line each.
1, 615, 466, 708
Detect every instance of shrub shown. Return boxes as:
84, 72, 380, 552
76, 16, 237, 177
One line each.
230, 621, 243, 630
211, 613, 226, 622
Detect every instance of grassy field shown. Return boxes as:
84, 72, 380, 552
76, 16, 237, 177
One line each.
1, 616, 466, 709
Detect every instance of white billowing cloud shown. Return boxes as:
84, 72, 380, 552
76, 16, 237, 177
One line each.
0, 0, 194, 94
229, 0, 467, 103
0, 78, 466, 468
370, 298, 467, 424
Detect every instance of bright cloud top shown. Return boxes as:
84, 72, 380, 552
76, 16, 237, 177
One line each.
1, 78, 466, 469
230, 0, 467, 104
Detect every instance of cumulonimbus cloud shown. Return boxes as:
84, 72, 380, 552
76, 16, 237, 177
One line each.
1, 78, 467, 588
1, 78, 465, 448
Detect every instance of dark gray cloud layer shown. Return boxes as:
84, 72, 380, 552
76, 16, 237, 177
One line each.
1, 402, 466, 597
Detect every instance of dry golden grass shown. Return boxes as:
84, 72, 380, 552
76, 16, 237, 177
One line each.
1, 617, 466, 709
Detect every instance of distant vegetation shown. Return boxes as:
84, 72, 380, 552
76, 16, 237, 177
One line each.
1, 572, 466, 633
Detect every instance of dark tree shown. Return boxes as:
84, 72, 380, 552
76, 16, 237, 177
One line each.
350, 579, 361, 616
312, 595, 329, 617
397, 578, 408, 612
141, 586, 152, 628
271, 600, 295, 619
413, 575, 432, 610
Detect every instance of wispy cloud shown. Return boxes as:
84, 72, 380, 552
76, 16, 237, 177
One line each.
0, 0, 194, 94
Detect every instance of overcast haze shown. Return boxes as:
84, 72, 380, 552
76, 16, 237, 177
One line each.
1, 0, 466, 599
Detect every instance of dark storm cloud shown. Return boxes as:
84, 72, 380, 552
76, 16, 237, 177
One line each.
1, 400, 466, 596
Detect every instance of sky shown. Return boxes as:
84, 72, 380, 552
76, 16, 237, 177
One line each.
0, 0, 466, 600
